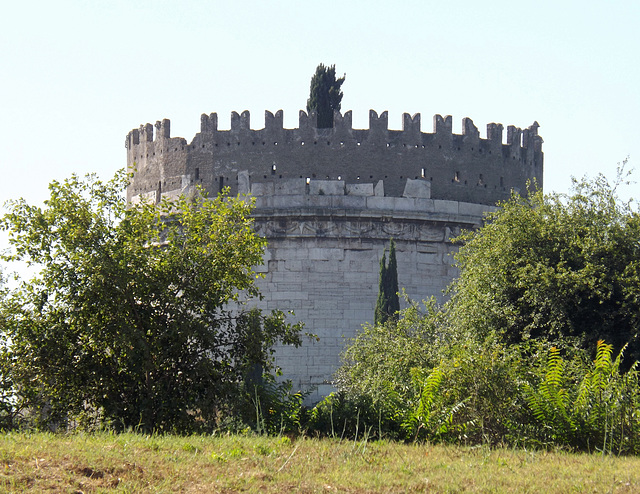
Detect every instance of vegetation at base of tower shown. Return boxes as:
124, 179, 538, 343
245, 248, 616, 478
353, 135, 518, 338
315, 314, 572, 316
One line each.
374, 239, 400, 325
306, 63, 345, 128
322, 165, 640, 453
0, 170, 305, 433
450, 164, 640, 362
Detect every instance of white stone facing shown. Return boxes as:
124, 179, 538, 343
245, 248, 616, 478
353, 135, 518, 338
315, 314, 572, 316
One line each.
310, 180, 345, 196
251, 182, 274, 196
240, 187, 496, 404
237, 170, 250, 195
374, 180, 384, 197
346, 183, 374, 196
403, 178, 431, 198
275, 179, 306, 195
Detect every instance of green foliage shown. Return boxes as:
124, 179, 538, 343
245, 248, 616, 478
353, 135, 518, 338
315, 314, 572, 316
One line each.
306, 63, 345, 128
524, 340, 640, 453
338, 298, 443, 410
334, 168, 640, 450
241, 375, 308, 435
0, 171, 304, 433
451, 165, 640, 363
402, 366, 457, 441
307, 391, 400, 440
374, 239, 400, 325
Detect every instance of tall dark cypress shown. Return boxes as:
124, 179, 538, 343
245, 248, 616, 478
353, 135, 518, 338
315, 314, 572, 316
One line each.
306, 64, 345, 128
375, 239, 400, 325
387, 239, 400, 318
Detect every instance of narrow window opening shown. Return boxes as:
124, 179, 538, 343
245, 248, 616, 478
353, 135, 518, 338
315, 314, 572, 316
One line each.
219, 176, 224, 193
195, 168, 200, 181
306, 177, 311, 184
454, 171, 460, 183
156, 181, 161, 204
421, 168, 425, 178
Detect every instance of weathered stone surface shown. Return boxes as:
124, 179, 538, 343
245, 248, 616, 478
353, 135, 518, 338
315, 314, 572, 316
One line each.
126, 110, 543, 206
246, 195, 494, 404
310, 180, 344, 196
237, 170, 250, 195
125, 108, 543, 405
403, 178, 431, 198
276, 179, 306, 195
346, 183, 374, 196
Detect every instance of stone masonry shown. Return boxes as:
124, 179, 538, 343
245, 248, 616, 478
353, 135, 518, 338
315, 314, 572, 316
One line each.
126, 109, 543, 402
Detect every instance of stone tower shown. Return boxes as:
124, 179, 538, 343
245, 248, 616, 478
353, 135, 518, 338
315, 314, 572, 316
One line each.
126, 109, 543, 402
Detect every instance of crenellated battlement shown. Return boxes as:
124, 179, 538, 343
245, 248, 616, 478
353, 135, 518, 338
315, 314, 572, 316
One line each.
126, 109, 543, 206
124, 108, 544, 401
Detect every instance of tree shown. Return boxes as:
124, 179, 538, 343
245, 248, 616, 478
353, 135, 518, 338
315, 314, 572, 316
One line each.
450, 166, 640, 363
375, 239, 400, 325
0, 171, 304, 432
306, 63, 345, 128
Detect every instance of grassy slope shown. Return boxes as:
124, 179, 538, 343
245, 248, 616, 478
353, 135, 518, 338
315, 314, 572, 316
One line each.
1, 432, 639, 493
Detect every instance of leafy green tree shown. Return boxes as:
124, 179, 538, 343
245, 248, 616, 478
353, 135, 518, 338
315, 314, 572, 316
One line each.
375, 239, 400, 325
0, 171, 303, 432
306, 63, 345, 128
451, 167, 640, 363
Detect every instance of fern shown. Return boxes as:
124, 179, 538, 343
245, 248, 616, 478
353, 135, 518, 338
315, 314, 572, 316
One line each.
402, 365, 469, 441
524, 346, 576, 444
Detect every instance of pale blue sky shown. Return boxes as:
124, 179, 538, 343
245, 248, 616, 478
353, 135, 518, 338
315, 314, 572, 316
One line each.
1, 0, 638, 208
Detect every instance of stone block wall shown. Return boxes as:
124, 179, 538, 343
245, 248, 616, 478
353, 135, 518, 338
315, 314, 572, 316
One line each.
245, 187, 494, 403
126, 110, 543, 207
125, 108, 538, 403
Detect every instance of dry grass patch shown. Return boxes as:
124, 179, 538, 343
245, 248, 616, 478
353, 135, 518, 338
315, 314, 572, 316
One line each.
0, 432, 639, 492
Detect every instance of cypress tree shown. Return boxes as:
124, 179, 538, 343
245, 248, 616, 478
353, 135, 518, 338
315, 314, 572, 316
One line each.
375, 239, 400, 325
306, 63, 345, 128
387, 239, 400, 317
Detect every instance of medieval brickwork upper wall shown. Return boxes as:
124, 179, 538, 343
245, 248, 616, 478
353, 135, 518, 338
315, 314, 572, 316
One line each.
125, 110, 543, 206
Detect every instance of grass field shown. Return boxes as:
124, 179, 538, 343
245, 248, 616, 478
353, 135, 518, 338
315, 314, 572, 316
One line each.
1, 432, 639, 493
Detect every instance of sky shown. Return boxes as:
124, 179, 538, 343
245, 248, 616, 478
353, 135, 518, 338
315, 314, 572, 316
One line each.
1, 0, 639, 211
